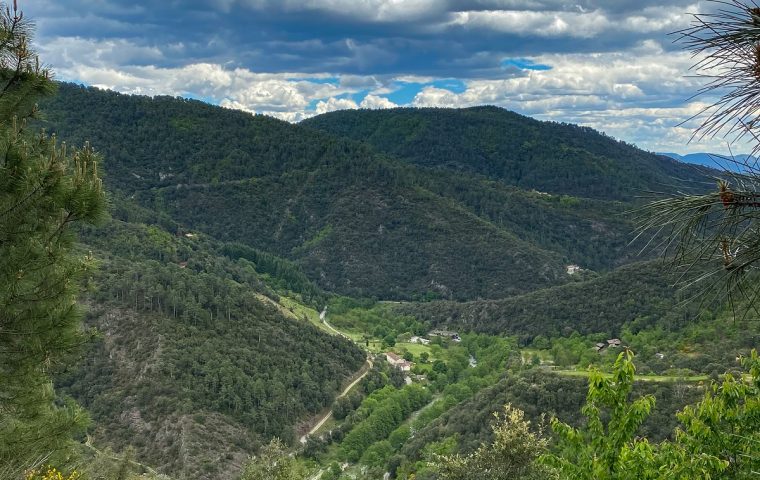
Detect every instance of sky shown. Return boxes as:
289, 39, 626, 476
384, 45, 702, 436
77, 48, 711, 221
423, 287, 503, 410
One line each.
21, 0, 750, 154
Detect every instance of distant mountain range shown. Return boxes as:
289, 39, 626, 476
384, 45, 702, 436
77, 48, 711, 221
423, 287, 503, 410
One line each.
659, 151, 757, 172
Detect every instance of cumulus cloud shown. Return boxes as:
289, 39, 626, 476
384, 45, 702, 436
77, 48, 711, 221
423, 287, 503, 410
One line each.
445, 4, 691, 38
410, 40, 736, 152
360, 94, 398, 109
314, 97, 359, 114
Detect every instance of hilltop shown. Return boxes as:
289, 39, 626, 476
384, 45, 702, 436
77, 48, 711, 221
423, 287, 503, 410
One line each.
302, 106, 710, 201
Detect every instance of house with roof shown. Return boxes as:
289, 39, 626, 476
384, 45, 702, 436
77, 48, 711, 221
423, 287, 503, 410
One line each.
385, 352, 412, 372
566, 264, 582, 275
595, 339, 623, 354
429, 329, 461, 342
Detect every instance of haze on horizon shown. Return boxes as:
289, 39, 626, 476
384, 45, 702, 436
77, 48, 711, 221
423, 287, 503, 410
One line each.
25, 0, 747, 155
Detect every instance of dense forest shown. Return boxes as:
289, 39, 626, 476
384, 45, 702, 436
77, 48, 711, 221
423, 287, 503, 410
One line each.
396, 261, 700, 340
54, 214, 366, 478
302, 107, 710, 201
27, 83, 753, 479
36, 84, 713, 301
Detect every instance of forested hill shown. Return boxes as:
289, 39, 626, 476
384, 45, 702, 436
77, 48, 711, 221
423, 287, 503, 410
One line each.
61, 217, 367, 479
35, 83, 672, 301
302, 107, 710, 201
394, 260, 701, 341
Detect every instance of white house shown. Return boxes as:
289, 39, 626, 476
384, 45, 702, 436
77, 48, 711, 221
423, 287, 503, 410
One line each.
385, 352, 412, 372
566, 264, 582, 275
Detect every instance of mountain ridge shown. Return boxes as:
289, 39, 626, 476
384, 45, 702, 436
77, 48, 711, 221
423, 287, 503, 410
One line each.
302, 106, 712, 201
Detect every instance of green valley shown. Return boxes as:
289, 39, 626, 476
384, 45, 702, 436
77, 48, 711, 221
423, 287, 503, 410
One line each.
29, 85, 755, 480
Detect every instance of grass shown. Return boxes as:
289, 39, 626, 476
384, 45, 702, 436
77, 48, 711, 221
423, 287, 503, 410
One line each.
395, 342, 432, 358
278, 296, 335, 336
553, 369, 709, 383
521, 348, 554, 362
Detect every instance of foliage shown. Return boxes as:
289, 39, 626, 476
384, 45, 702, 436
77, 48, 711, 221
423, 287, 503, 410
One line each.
433, 404, 555, 480
239, 438, 305, 480
637, 1, 760, 309
543, 350, 656, 479
339, 384, 431, 462
0, 3, 105, 471
220, 241, 326, 307
676, 0, 760, 147
543, 349, 760, 479
37, 84, 712, 302
664, 350, 760, 478
55, 218, 365, 479
24, 466, 81, 480
397, 261, 702, 341
394, 366, 700, 479
302, 106, 707, 201
36, 84, 610, 301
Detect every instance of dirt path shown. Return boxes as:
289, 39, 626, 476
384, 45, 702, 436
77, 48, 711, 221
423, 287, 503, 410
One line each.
300, 308, 373, 444
300, 355, 373, 444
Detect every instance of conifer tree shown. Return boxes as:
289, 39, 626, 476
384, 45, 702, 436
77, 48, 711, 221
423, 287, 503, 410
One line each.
0, 1, 105, 472
636, 0, 760, 307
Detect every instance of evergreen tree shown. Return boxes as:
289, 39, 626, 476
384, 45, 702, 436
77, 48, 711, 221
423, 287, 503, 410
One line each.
637, 0, 760, 307
0, 1, 105, 472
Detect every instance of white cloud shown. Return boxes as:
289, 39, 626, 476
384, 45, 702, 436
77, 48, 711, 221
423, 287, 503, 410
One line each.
39, 37, 378, 119
360, 94, 398, 109
409, 41, 738, 152
445, 4, 692, 38
315, 97, 359, 114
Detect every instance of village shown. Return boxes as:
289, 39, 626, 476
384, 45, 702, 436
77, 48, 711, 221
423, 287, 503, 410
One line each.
382, 329, 463, 383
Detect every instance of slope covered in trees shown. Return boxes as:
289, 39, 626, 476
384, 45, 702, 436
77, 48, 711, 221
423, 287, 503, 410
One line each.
394, 369, 704, 479
395, 261, 699, 340
36, 84, 704, 301
302, 107, 709, 201
37, 84, 575, 300
22, 81, 737, 480
56, 214, 366, 479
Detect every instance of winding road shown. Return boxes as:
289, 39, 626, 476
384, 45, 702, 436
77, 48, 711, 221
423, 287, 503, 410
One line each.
299, 308, 373, 444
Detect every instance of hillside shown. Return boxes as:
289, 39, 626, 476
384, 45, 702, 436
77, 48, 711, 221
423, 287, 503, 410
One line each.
56, 211, 366, 479
394, 260, 701, 341
36, 85, 712, 301
34, 83, 675, 301
28, 84, 735, 480
393, 369, 704, 479
302, 107, 711, 201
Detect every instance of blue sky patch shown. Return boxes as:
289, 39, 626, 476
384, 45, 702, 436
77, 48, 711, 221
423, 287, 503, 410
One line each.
501, 58, 552, 71
287, 76, 340, 85
384, 78, 467, 104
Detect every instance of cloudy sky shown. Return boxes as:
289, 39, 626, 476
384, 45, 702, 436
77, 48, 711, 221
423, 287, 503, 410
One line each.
21, 0, 746, 154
